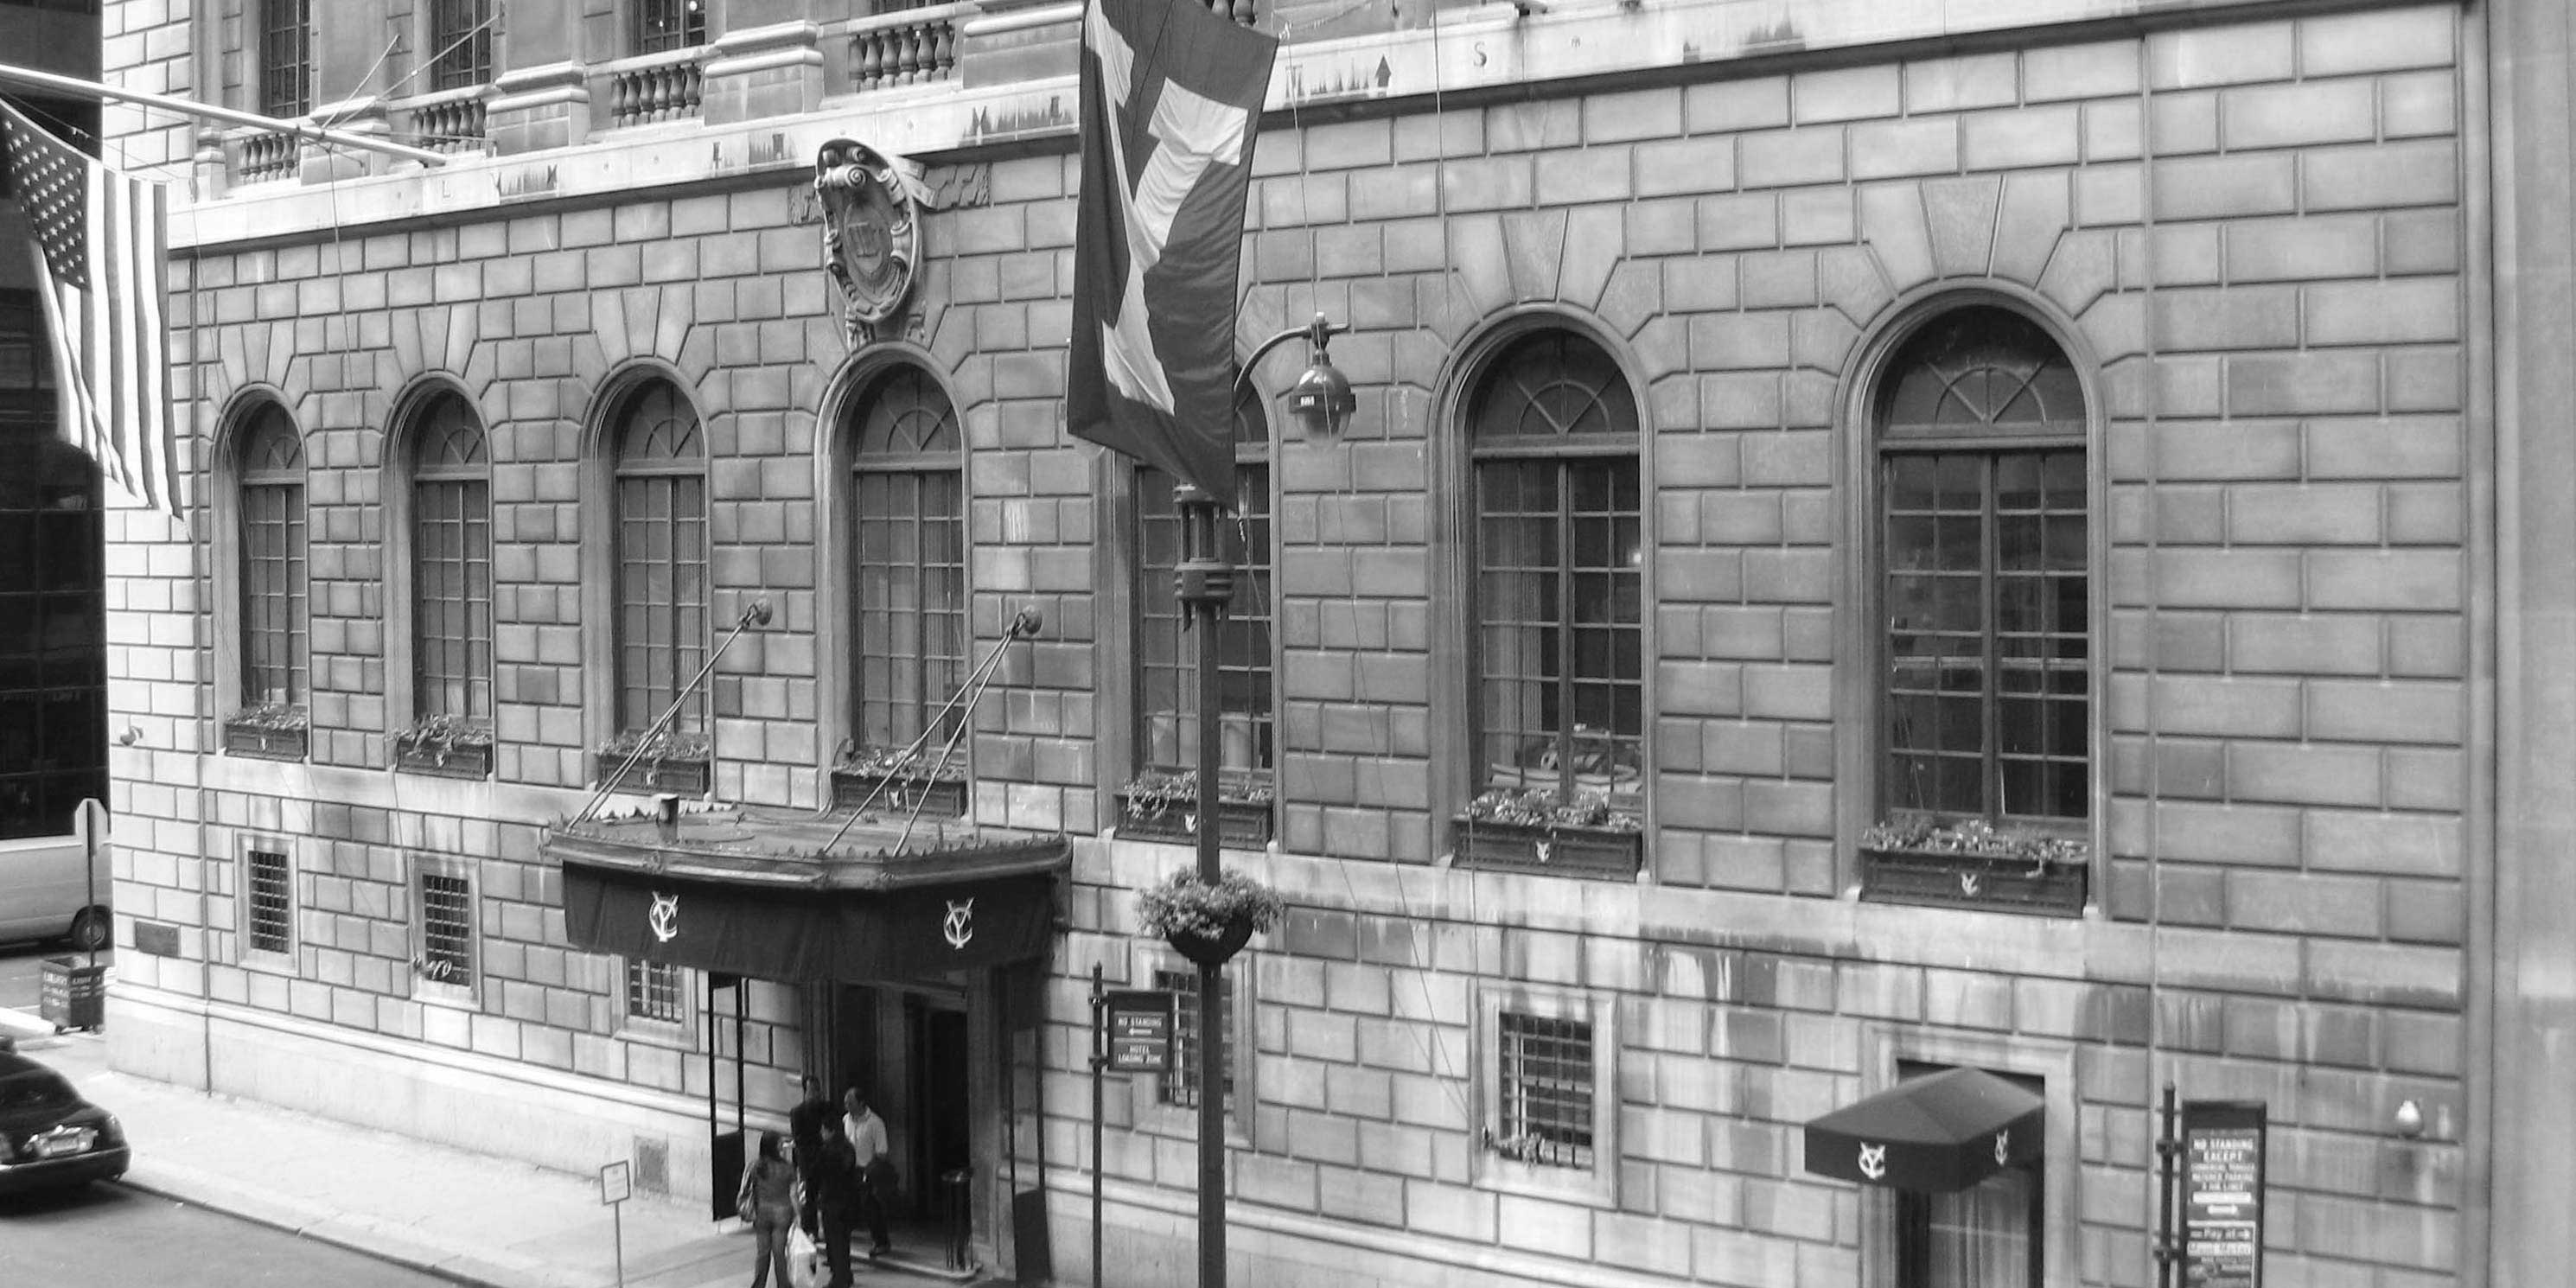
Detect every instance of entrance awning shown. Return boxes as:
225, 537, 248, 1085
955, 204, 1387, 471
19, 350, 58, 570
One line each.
545, 804, 1069, 981
1802, 1066, 2043, 1193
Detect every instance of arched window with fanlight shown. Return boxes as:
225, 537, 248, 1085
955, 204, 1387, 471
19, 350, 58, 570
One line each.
1875, 305, 2090, 842
407, 392, 492, 740
843, 365, 968, 812
236, 405, 308, 731
1464, 328, 1644, 826
1127, 376, 1273, 831
608, 380, 709, 774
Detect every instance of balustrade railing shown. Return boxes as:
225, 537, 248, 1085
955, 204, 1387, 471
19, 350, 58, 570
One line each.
235, 131, 301, 182
399, 89, 491, 153
603, 48, 708, 127
845, 10, 962, 92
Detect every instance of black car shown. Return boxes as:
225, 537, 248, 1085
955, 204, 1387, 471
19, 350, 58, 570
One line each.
0, 1044, 128, 1193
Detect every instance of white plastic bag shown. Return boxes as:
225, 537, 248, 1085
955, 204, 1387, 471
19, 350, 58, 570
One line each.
787, 1224, 822, 1288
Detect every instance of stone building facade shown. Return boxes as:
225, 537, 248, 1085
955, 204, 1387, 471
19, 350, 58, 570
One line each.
87, 0, 2576, 1285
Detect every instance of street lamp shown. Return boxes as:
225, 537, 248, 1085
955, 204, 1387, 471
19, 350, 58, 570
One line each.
1174, 310, 1349, 1288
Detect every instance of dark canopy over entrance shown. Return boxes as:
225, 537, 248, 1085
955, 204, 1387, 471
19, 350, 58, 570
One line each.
1802, 1066, 2044, 1193
562, 863, 1057, 979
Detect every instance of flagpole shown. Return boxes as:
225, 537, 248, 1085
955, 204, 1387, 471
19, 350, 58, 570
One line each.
0, 61, 451, 167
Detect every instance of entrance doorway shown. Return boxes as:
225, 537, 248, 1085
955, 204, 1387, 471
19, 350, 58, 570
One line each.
905, 993, 972, 1222
820, 982, 978, 1265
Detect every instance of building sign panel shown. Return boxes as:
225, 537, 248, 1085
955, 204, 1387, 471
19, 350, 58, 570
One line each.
1104, 989, 1176, 1074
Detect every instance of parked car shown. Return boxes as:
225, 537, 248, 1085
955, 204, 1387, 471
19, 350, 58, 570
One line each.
0, 820, 111, 951
0, 1047, 127, 1193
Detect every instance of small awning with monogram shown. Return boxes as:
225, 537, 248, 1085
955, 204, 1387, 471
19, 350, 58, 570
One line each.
545, 804, 1068, 981
1801, 1066, 2044, 1193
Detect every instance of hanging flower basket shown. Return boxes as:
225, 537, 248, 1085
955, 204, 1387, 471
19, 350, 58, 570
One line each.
1451, 787, 1643, 877
1136, 869, 1285, 968
392, 714, 494, 779
1858, 819, 2088, 916
225, 703, 309, 762
830, 743, 967, 817
1118, 769, 1274, 847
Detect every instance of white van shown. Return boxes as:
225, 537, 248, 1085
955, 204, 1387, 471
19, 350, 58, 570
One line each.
0, 831, 110, 951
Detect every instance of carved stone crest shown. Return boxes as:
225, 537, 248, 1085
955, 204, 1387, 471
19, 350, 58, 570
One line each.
814, 138, 921, 345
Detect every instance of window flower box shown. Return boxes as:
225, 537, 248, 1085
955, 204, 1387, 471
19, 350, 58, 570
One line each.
830, 743, 967, 818
1451, 787, 1643, 877
1857, 819, 2088, 917
594, 730, 712, 797
392, 715, 493, 780
225, 704, 309, 761
1118, 770, 1274, 848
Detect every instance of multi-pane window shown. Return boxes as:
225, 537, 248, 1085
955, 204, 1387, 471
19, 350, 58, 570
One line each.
626, 959, 684, 1024
0, 414, 102, 839
1468, 330, 1643, 811
1895, 1064, 2045, 1288
1878, 307, 2089, 830
428, 0, 494, 91
245, 848, 293, 954
611, 381, 708, 741
417, 869, 475, 991
0, 290, 48, 391
851, 367, 965, 763
260, 0, 312, 118
1495, 1011, 1594, 1170
1151, 966, 1234, 1113
1135, 381, 1272, 785
635, 0, 707, 53
238, 405, 307, 712
411, 393, 491, 726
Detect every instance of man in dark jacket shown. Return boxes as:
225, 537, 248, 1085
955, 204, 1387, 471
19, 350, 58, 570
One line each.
787, 1075, 835, 1236
808, 1117, 862, 1288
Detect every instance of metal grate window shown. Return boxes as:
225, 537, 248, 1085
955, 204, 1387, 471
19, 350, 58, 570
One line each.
428, 0, 494, 90
239, 406, 307, 710
260, 0, 311, 118
851, 367, 966, 759
1879, 308, 2088, 828
635, 0, 707, 53
1496, 1011, 1593, 1170
626, 959, 684, 1023
246, 849, 292, 953
1152, 967, 1233, 1113
1469, 331, 1643, 810
1135, 381, 1272, 780
412, 393, 491, 724
418, 870, 475, 990
612, 383, 708, 740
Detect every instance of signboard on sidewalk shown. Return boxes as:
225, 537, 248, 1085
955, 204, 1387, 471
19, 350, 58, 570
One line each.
2183, 1100, 2267, 1288
598, 1159, 631, 1206
1103, 990, 1176, 1074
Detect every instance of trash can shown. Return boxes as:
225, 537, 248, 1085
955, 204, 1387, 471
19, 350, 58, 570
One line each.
940, 1167, 973, 1271
40, 958, 105, 1031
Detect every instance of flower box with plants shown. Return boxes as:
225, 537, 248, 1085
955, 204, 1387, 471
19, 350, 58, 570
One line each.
1136, 868, 1286, 967
1858, 818, 2088, 916
830, 742, 967, 818
593, 729, 713, 797
1117, 769, 1274, 847
392, 713, 494, 779
224, 703, 309, 761
1451, 787, 1644, 877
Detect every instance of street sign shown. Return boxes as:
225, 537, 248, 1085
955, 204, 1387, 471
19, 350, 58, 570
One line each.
1104, 989, 1176, 1074
2183, 1100, 2267, 1288
598, 1159, 631, 1205
73, 798, 107, 851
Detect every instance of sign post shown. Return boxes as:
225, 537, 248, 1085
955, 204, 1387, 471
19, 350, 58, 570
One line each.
73, 799, 106, 969
599, 1160, 633, 1288
1090, 973, 1177, 1288
2181, 1100, 2267, 1288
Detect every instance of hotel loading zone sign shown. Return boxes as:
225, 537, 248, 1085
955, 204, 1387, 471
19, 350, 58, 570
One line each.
1103, 990, 1176, 1074
2184, 1101, 2269, 1288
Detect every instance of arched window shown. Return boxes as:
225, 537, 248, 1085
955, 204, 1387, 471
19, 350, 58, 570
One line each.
610, 380, 708, 743
408, 392, 491, 730
849, 367, 966, 779
1467, 328, 1643, 814
1132, 377, 1273, 794
1877, 306, 2088, 830
237, 404, 307, 717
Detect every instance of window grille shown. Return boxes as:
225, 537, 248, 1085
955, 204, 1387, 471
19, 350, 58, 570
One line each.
1469, 330, 1643, 810
1134, 380, 1272, 779
635, 0, 707, 53
612, 383, 708, 739
851, 367, 966, 757
418, 870, 475, 990
428, 0, 494, 90
246, 848, 292, 953
411, 393, 492, 724
260, 0, 311, 118
1496, 1011, 1593, 1169
627, 960, 684, 1023
1152, 967, 1233, 1113
239, 406, 306, 710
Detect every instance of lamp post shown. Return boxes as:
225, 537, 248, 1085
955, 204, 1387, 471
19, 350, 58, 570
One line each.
1176, 313, 1352, 1288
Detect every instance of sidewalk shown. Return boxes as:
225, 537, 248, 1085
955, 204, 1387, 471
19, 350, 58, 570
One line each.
0, 1007, 1001, 1288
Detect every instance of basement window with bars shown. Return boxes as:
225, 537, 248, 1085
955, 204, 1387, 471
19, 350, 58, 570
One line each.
625, 959, 686, 1027
244, 845, 295, 959
414, 861, 477, 1003
1476, 987, 1617, 1203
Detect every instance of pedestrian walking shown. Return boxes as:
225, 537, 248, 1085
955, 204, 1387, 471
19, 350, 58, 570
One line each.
736, 1132, 800, 1288
787, 1075, 835, 1236
843, 1085, 895, 1258
809, 1117, 862, 1288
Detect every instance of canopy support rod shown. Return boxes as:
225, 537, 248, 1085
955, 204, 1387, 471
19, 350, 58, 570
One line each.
0, 61, 452, 167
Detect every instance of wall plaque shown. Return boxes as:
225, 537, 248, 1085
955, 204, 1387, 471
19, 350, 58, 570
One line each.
813, 138, 921, 346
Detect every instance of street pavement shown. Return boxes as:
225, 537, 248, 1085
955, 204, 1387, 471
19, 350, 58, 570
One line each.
0, 1004, 1005, 1288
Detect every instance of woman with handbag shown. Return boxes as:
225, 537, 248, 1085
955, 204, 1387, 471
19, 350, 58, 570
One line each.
736, 1131, 802, 1288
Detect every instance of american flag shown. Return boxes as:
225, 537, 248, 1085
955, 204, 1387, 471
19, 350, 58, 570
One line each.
1, 99, 181, 518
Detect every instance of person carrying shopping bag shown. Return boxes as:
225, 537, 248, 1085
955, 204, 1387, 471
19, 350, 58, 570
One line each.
808, 1117, 863, 1288
736, 1132, 802, 1288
